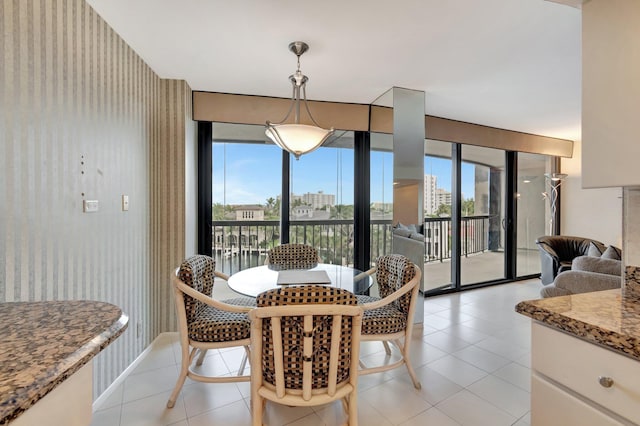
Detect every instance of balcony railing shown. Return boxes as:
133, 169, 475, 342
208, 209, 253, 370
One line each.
211, 215, 490, 274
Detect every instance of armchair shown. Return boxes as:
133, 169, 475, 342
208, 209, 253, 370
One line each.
540, 255, 623, 298
535, 236, 604, 285
167, 255, 255, 408
265, 243, 321, 270
250, 285, 362, 426
357, 254, 422, 389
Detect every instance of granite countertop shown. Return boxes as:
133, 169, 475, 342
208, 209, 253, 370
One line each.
0, 301, 128, 425
516, 288, 640, 361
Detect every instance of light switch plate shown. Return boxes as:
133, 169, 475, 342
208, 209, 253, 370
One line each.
83, 200, 99, 213
122, 195, 129, 211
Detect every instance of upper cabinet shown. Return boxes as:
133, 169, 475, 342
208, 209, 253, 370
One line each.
582, 0, 640, 188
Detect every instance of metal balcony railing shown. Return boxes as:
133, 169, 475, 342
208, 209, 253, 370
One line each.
211, 215, 490, 274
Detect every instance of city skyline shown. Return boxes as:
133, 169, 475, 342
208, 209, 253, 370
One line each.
213, 143, 476, 206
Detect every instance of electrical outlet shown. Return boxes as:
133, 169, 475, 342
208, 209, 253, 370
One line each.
136, 322, 142, 339
122, 195, 129, 211
83, 200, 99, 213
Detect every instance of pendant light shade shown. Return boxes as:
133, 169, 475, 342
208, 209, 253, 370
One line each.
265, 41, 334, 160
265, 123, 333, 159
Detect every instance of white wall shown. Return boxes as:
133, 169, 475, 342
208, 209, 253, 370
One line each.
561, 140, 622, 246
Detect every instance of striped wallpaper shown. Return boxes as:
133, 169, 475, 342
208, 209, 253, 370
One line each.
1, 0, 193, 398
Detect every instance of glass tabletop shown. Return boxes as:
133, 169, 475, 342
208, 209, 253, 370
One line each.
226, 263, 373, 298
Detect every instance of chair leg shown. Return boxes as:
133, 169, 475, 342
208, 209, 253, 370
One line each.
251, 394, 264, 426
347, 391, 358, 426
238, 345, 249, 375
396, 338, 421, 390
167, 347, 191, 408
195, 348, 208, 366
382, 341, 392, 355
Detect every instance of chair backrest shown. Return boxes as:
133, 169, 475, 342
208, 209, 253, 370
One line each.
266, 243, 320, 270
252, 286, 361, 401
536, 236, 604, 260
375, 254, 418, 315
176, 255, 217, 324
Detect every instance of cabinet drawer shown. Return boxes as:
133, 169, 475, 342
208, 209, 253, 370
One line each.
532, 374, 625, 426
532, 322, 640, 425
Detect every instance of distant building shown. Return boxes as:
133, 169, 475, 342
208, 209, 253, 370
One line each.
291, 191, 335, 210
233, 204, 265, 221
291, 205, 313, 218
424, 175, 438, 215
371, 202, 393, 212
290, 207, 331, 221
435, 188, 452, 211
425, 174, 452, 216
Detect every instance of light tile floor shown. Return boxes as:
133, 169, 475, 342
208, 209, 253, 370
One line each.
92, 279, 542, 426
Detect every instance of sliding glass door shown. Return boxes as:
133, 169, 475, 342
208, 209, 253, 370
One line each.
460, 145, 506, 286
424, 140, 453, 291
516, 153, 547, 277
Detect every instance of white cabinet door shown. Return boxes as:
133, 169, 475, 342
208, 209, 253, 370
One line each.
532, 375, 625, 426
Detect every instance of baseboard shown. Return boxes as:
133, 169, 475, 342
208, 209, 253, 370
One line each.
92, 332, 178, 411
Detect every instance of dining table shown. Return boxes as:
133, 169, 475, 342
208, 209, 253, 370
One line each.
226, 263, 373, 298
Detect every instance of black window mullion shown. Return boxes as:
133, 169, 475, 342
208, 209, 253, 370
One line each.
505, 151, 517, 279
451, 144, 462, 289
354, 131, 370, 271
197, 121, 212, 256
280, 150, 290, 244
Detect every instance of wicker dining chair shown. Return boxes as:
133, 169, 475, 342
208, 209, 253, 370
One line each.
356, 254, 422, 389
250, 286, 363, 426
167, 255, 256, 408
265, 243, 322, 270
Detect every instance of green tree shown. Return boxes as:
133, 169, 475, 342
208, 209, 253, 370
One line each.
436, 203, 451, 217
329, 204, 354, 220
213, 203, 234, 220
264, 197, 280, 220
462, 198, 475, 216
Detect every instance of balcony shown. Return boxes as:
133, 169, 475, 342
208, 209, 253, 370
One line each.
210, 215, 526, 293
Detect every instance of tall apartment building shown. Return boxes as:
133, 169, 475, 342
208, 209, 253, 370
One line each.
424, 175, 438, 215
425, 174, 453, 216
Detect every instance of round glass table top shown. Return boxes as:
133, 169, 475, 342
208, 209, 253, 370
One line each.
226, 263, 373, 298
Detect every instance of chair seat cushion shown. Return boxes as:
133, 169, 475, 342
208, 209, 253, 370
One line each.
357, 295, 407, 335
223, 296, 257, 307
188, 297, 254, 342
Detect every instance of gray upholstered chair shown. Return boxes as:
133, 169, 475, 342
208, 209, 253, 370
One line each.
167, 255, 256, 408
356, 254, 422, 389
540, 255, 623, 298
250, 285, 362, 426
265, 243, 321, 270
535, 236, 604, 285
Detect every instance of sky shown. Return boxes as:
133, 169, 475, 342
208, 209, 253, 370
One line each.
213, 143, 475, 206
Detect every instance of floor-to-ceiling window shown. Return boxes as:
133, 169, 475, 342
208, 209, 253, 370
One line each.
208, 123, 356, 274
422, 144, 554, 296
516, 153, 547, 277
201, 122, 557, 287
289, 132, 355, 265
370, 133, 393, 267
210, 123, 282, 273
424, 140, 454, 291
460, 145, 506, 286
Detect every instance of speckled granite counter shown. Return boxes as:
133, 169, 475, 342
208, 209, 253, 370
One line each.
516, 288, 640, 361
0, 301, 128, 425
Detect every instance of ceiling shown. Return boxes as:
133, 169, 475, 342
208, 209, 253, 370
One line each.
87, 0, 582, 141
